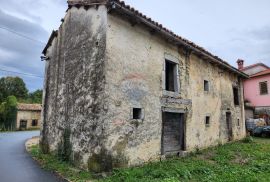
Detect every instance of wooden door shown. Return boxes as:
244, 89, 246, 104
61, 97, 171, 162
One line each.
226, 112, 233, 141
162, 112, 184, 154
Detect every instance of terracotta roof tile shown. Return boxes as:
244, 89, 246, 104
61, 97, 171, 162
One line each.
250, 69, 270, 78
242, 63, 269, 71
17, 103, 42, 111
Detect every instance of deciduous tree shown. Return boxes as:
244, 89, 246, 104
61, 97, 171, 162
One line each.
0, 77, 28, 102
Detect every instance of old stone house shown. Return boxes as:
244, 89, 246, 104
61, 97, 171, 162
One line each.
16, 103, 42, 130
41, 0, 248, 172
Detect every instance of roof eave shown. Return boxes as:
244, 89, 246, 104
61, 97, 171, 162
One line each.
42, 30, 58, 55
250, 71, 270, 78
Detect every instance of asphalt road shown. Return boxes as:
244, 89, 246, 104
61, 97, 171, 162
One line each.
0, 131, 65, 182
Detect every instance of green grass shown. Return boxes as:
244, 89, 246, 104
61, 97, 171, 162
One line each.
30, 145, 92, 182
29, 138, 270, 182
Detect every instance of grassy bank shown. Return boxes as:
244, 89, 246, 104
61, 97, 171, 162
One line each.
29, 138, 270, 182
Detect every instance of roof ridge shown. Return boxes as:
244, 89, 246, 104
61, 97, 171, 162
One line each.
242, 63, 269, 71
250, 68, 270, 77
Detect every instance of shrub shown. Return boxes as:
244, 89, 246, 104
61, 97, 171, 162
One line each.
243, 136, 254, 143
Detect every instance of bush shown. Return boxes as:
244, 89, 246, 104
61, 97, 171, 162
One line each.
243, 136, 254, 143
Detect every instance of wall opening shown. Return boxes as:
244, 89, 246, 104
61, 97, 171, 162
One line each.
133, 108, 142, 119
205, 116, 210, 126
32, 119, 38, 126
259, 81, 268, 95
204, 80, 210, 92
165, 60, 177, 92
19, 120, 27, 130
226, 112, 233, 141
233, 87, 240, 105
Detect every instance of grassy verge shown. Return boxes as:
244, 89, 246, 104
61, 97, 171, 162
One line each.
29, 138, 270, 182
30, 145, 92, 182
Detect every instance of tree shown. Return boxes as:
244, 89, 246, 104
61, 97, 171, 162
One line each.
0, 77, 28, 102
29, 89, 43, 104
0, 96, 17, 131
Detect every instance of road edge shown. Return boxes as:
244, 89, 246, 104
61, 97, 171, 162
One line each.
25, 137, 70, 182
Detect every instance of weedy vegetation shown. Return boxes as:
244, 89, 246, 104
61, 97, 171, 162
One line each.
30, 137, 270, 182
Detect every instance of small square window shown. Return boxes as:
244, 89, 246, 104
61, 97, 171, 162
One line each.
133, 108, 142, 119
32, 120, 38, 126
205, 116, 210, 126
204, 80, 210, 92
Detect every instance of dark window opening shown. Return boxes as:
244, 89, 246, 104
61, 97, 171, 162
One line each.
233, 87, 240, 105
205, 116, 210, 126
237, 119, 240, 127
204, 80, 210, 91
32, 120, 38, 126
260, 81, 268, 95
165, 60, 177, 92
133, 108, 142, 119
19, 120, 27, 130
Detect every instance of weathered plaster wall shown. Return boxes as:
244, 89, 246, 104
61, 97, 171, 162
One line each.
104, 12, 246, 167
188, 55, 246, 150
41, 5, 109, 170
42, 4, 246, 172
104, 13, 191, 167
16, 111, 41, 129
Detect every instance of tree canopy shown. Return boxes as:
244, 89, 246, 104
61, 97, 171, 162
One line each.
0, 77, 28, 103
0, 76, 43, 131
28, 89, 43, 104
0, 76, 42, 104
0, 96, 17, 131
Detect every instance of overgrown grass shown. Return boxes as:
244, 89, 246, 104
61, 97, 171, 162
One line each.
30, 145, 92, 182
29, 138, 270, 182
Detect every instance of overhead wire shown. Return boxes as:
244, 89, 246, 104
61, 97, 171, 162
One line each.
0, 26, 45, 79
0, 68, 43, 78
0, 26, 46, 45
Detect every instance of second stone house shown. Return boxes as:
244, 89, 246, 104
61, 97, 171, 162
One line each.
16, 103, 42, 130
41, 0, 248, 172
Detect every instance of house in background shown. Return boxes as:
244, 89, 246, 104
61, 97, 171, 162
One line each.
237, 60, 270, 122
41, 0, 248, 172
16, 103, 42, 130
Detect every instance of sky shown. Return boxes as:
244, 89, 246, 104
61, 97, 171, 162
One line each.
0, 0, 269, 91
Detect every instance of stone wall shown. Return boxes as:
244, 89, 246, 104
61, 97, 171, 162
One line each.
187, 55, 246, 150
103, 13, 192, 167
41, 5, 109, 170
104, 12, 246, 167
16, 111, 41, 129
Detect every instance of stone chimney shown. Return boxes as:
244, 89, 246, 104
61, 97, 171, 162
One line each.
237, 59, 244, 70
